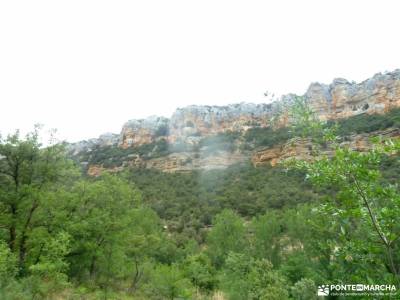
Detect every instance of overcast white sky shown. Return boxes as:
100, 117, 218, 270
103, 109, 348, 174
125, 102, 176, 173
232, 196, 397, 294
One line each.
1, 0, 400, 142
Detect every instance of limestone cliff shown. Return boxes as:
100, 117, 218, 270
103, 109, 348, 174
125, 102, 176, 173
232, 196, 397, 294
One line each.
67, 133, 119, 156
68, 69, 400, 173
305, 70, 400, 121
168, 103, 277, 141
120, 116, 169, 148
116, 69, 400, 147
252, 128, 400, 167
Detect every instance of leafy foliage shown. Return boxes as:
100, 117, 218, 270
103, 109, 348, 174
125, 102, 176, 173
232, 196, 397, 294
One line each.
144, 264, 193, 300
221, 252, 289, 300
287, 97, 400, 285
1, 107, 400, 299
206, 209, 246, 267
126, 163, 320, 241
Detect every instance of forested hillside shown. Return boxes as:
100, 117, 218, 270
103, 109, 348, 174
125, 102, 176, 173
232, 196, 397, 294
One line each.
3, 0, 400, 294
1, 96, 400, 299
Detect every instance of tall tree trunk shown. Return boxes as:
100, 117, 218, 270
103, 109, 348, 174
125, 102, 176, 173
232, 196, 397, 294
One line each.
90, 255, 97, 279
129, 258, 142, 293
18, 199, 38, 274
9, 203, 17, 251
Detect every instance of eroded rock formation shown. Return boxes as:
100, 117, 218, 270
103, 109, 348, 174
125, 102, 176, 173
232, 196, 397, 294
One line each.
306, 71, 400, 121
118, 69, 400, 147
68, 69, 400, 173
252, 128, 400, 167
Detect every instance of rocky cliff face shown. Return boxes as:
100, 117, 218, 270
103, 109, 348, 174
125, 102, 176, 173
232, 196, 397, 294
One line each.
69, 70, 400, 173
252, 128, 400, 167
116, 69, 400, 147
120, 116, 169, 148
67, 132, 120, 156
117, 103, 282, 147
168, 103, 278, 141
138, 151, 247, 173
305, 70, 400, 121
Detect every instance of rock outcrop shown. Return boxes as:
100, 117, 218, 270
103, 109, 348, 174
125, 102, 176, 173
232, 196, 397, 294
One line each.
120, 116, 169, 148
306, 70, 400, 121
68, 69, 400, 173
252, 128, 400, 167
146, 151, 248, 173
67, 133, 119, 155
116, 69, 400, 147
168, 103, 279, 141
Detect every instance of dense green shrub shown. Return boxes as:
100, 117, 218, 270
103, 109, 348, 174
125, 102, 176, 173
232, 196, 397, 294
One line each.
243, 126, 292, 149
126, 163, 322, 240
333, 107, 400, 135
77, 138, 173, 168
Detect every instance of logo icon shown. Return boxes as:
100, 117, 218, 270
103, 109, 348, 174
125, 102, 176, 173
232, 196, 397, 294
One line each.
317, 285, 330, 296
356, 284, 364, 291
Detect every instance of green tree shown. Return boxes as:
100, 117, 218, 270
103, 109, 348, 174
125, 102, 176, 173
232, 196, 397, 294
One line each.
250, 211, 282, 266
296, 143, 400, 284
145, 264, 193, 300
221, 252, 288, 300
206, 209, 246, 267
62, 173, 142, 287
126, 206, 166, 293
182, 252, 217, 292
0, 240, 17, 286
288, 96, 400, 284
290, 278, 317, 300
0, 128, 76, 275
281, 206, 330, 284
28, 232, 71, 298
